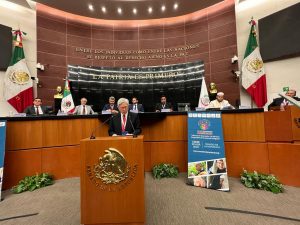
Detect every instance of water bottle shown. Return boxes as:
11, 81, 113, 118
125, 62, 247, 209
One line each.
185, 104, 189, 111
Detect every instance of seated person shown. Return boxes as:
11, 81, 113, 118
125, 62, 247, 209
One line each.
108, 98, 141, 136
129, 97, 144, 112
268, 89, 300, 111
155, 95, 173, 112
102, 96, 118, 114
23, 98, 50, 115
207, 92, 234, 109
73, 97, 94, 115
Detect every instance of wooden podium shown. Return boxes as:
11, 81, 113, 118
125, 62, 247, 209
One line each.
80, 136, 145, 225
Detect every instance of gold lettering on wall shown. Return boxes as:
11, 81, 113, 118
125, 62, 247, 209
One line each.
74, 43, 200, 60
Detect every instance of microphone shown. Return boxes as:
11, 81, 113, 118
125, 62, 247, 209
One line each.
90, 115, 114, 139
128, 114, 138, 138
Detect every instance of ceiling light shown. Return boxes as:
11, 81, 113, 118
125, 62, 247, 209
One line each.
161, 5, 166, 12
148, 7, 152, 13
101, 6, 106, 13
88, 4, 94, 11
117, 7, 122, 14
174, 3, 178, 10
133, 8, 137, 14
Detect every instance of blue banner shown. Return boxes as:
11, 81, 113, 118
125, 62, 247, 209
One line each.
187, 112, 229, 191
0, 121, 7, 198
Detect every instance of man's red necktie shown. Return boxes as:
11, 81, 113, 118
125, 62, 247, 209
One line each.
122, 114, 126, 132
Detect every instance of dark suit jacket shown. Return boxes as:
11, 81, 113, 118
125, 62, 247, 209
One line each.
102, 104, 118, 111
129, 104, 144, 112
155, 102, 172, 111
268, 97, 300, 110
108, 112, 141, 136
23, 105, 50, 115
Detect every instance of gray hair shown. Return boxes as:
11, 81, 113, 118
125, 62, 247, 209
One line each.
109, 96, 115, 101
117, 98, 129, 106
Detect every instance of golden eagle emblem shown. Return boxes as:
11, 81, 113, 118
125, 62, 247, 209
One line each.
94, 148, 130, 184
247, 58, 263, 73
9, 71, 30, 85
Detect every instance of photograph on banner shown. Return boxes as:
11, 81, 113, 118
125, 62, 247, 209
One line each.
188, 161, 207, 176
0, 167, 3, 192
207, 174, 229, 191
187, 176, 207, 188
187, 112, 230, 191
0, 121, 7, 199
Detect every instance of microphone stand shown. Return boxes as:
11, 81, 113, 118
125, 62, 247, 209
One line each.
128, 114, 138, 138
90, 115, 114, 139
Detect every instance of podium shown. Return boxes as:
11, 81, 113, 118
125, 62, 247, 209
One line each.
80, 136, 145, 225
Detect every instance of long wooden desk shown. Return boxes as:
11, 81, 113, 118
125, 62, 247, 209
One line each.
2, 107, 300, 188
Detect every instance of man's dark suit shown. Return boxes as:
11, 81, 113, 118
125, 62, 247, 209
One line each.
23, 106, 50, 115
108, 112, 141, 136
268, 97, 300, 110
155, 102, 172, 112
102, 104, 118, 111
129, 104, 144, 112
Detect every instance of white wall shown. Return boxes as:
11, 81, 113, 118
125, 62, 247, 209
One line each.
0, 0, 36, 116
235, 0, 300, 110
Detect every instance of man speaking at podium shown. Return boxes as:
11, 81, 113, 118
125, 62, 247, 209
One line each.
108, 98, 141, 136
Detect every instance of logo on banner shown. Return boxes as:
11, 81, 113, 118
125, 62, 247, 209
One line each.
198, 119, 210, 130
86, 147, 138, 191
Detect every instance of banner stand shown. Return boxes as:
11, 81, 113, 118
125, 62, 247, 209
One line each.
0, 121, 7, 201
187, 111, 230, 191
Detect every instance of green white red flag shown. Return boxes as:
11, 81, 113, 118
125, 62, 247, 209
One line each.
61, 78, 75, 113
4, 30, 33, 112
242, 19, 267, 108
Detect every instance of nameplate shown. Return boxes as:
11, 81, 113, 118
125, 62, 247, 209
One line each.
239, 105, 251, 109
161, 109, 171, 112
11, 113, 27, 117
130, 110, 138, 113
195, 107, 206, 111
101, 110, 112, 115
57, 112, 68, 116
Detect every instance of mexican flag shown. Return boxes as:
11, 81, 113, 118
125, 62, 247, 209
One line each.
61, 79, 75, 113
4, 30, 33, 112
242, 19, 267, 108
198, 77, 210, 108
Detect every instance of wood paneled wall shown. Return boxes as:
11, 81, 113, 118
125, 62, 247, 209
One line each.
4, 108, 300, 189
36, 0, 239, 106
